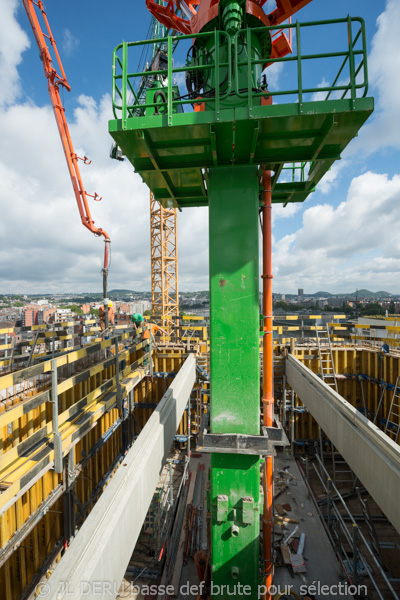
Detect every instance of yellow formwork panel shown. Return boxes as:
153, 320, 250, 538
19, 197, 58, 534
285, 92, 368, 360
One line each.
288, 347, 400, 446
0, 341, 190, 600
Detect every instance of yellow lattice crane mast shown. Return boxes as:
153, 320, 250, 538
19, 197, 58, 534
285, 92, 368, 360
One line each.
150, 192, 179, 324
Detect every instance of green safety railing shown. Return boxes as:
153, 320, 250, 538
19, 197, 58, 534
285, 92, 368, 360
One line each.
112, 30, 232, 122
112, 16, 368, 123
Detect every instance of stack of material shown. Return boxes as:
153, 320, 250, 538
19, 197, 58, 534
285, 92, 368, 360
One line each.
185, 463, 206, 561
274, 473, 307, 582
168, 462, 208, 597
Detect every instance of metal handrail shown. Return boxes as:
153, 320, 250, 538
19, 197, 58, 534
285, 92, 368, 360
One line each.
112, 16, 369, 124
112, 30, 232, 120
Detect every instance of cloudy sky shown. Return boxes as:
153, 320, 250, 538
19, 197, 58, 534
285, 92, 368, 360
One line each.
1, 0, 399, 295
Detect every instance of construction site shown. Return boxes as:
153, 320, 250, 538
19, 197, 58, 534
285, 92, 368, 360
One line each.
1, 1, 399, 599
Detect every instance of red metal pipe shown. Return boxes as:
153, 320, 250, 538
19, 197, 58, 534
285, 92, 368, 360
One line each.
262, 168, 274, 599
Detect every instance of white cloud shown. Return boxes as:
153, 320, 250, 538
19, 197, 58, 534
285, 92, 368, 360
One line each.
318, 160, 348, 195
352, 0, 400, 153
265, 61, 283, 91
310, 77, 330, 103
0, 85, 211, 292
2, 0, 400, 299
0, 3, 208, 293
0, 0, 30, 107
272, 171, 400, 293
272, 202, 301, 222
62, 28, 79, 57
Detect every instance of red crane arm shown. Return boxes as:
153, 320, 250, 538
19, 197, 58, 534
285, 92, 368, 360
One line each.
146, 0, 312, 35
22, 0, 110, 272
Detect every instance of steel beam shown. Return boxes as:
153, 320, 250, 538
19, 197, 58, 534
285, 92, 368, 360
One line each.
286, 355, 400, 533
45, 354, 195, 600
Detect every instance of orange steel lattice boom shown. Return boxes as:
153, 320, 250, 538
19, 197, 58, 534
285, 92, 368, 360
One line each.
146, 0, 311, 35
150, 192, 179, 322
22, 0, 111, 292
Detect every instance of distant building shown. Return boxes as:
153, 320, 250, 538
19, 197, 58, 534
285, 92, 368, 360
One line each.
115, 313, 131, 326
118, 303, 132, 314
55, 309, 73, 322
298, 288, 304, 298
38, 308, 57, 324
36, 299, 49, 306
330, 297, 345, 307
131, 301, 151, 314
22, 309, 38, 326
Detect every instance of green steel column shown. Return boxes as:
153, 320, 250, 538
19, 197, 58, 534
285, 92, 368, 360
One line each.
209, 165, 261, 598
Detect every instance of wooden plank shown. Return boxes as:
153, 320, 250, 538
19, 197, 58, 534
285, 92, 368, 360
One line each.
171, 504, 191, 596
280, 544, 291, 565
290, 553, 306, 573
276, 503, 287, 516
187, 468, 197, 506
0, 391, 49, 430
275, 516, 299, 524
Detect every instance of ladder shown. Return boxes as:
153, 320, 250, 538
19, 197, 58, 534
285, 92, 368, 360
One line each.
384, 376, 400, 443
194, 352, 209, 435
330, 449, 357, 488
196, 350, 209, 380
316, 324, 338, 392
316, 324, 356, 487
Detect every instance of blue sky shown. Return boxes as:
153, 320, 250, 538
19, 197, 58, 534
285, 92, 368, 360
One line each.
1, 0, 399, 294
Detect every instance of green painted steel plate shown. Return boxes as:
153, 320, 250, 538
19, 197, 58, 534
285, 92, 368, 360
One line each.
109, 97, 373, 208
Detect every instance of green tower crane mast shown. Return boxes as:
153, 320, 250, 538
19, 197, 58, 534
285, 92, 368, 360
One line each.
109, 0, 374, 597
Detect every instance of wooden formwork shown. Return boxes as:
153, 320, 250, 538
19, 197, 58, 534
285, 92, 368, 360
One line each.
285, 346, 400, 445
0, 334, 189, 600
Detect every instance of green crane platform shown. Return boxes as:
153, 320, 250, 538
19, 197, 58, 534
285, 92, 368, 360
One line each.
109, 13, 373, 599
110, 97, 372, 207
110, 18, 373, 209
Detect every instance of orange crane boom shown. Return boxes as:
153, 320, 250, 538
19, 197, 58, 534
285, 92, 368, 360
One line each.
23, 0, 111, 297
146, 0, 311, 34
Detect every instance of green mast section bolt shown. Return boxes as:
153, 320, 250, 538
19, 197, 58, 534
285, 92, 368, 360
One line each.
221, 0, 244, 35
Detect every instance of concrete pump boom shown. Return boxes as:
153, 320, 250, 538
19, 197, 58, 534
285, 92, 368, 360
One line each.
22, 0, 111, 301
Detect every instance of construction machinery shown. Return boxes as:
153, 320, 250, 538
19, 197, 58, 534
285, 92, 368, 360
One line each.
22, 0, 111, 325
109, 0, 373, 597
146, 6, 179, 322
111, 2, 179, 323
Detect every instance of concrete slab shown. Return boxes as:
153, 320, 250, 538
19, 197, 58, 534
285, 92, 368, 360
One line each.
273, 453, 353, 600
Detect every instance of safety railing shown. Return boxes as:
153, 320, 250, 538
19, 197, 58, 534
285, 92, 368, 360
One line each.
112, 29, 232, 124
112, 16, 369, 124
235, 17, 368, 107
